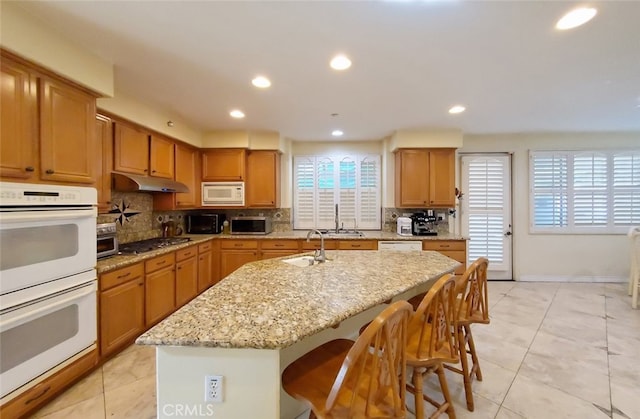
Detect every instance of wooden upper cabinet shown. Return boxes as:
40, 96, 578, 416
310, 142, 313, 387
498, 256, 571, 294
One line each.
428, 148, 455, 207
114, 121, 149, 175
174, 143, 200, 208
150, 134, 174, 179
202, 148, 246, 181
395, 149, 430, 207
39, 78, 96, 184
96, 114, 113, 213
395, 148, 456, 208
246, 150, 280, 208
0, 57, 37, 179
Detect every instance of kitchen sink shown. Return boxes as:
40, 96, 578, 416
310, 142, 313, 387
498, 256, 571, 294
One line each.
316, 229, 365, 238
281, 256, 330, 267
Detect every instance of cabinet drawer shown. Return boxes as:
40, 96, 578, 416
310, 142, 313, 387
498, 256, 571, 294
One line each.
260, 240, 299, 250
221, 240, 258, 250
176, 246, 197, 262
145, 253, 175, 273
198, 241, 212, 253
337, 240, 378, 250
100, 263, 144, 291
301, 239, 338, 250
422, 240, 466, 251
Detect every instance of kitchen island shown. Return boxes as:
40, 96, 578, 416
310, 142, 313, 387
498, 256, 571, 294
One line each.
136, 250, 460, 419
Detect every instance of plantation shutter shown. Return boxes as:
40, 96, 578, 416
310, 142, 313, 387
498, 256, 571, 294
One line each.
359, 156, 380, 229
531, 152, 568, 229
613, 151, 640, 225
466, 156, 507, 266
573, 152, 608, 227
317, 157, 336, 229
293, 156, 316, 229
339, 157, 356, 228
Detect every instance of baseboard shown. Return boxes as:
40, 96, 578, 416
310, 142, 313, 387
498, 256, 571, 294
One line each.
518, 275, 627, 283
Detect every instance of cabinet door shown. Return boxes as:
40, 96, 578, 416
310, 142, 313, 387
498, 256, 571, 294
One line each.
176, 256, 198, 307
145, 266, 176, 327
220, 250, 258, 278
202, 149, 246, 181
40, 78, 96, 184
395, 149, 430, 207
197, 250, 213, 291
150, 134, 174, 179
246, 150, 280, 208
114, 121, 149, 175
96, 115, 113, 213
337, 240, 378, 250
0, 58, 37, 179
100, 278, 145, 357
175, 143, 200, 208
428, 148, 455, 207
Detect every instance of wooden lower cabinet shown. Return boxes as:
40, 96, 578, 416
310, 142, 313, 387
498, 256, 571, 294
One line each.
176, 247, 198, 307
144, 254, 176, 327
422, 240, 467, 275
198, 249, 213, 291
260, 240, 299, 260
220, 240, 259, 278
301, 239, 338, 251
99, 263, 145, 357
0, 349, 98, 419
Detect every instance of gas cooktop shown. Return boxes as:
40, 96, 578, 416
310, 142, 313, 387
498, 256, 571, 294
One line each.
118, 237, 192, 255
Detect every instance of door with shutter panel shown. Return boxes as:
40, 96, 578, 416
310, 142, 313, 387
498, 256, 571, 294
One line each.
461, 154, 513, 280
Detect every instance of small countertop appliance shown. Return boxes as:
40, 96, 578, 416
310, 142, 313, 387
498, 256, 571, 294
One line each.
410, 211, 438, 236
396, 217, 413, 236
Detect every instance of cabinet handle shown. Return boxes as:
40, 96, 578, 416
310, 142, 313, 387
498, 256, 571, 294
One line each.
274, 244, 284, 247
117, 272, 131, 279
25, 385, 51, 404
352, 244, 361, 248
157, 260, 167, 265
178, 266, 182, 270
45, 169, 54, 174
152, 170, 156, 173
25, 166, 35, 172
234, 243, 242, 247
440, 245, 450, 248
199, 257, 204, 261
144, 169, 148, 172
138, 282, 144, 287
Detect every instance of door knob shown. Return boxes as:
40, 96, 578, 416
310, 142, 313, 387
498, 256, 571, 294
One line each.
504, 231, 512, 236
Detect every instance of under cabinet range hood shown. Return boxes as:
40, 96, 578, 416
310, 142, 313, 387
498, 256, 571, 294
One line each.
111, 172, 189, 193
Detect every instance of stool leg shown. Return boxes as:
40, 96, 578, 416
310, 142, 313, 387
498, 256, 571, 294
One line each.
457, 325, 474, 412
435, 363, 456, 419
412, 367, 425, 419
632, 270, 639, 309
465, 325, 483, 382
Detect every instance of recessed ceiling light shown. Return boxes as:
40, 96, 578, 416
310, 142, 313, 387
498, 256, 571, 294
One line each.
448, 105, 466, 114
251, 76, 271, 88
330, 55, 352, 70
229, 110, 245, 119
556, 7, 597, 30
332, 130, 344, 137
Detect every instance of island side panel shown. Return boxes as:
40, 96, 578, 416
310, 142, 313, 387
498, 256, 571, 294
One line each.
156, 346, 280, 419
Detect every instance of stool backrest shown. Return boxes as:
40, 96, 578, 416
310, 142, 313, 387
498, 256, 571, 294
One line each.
407, 274, 458, 362
457, 257, 490, 323
325, 300, 412, 418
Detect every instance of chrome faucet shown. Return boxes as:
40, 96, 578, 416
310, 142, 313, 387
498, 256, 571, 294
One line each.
335, 203, 339, 233
306, 229, 326, 263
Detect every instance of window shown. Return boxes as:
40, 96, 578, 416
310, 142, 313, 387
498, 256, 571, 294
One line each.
529, 149, 640, 233
293, 155, 381, 230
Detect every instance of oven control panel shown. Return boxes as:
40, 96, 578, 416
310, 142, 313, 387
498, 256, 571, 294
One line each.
0, 182, 97, 206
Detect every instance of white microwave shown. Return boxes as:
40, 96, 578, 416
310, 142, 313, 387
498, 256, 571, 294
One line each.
202, 182, 245, 206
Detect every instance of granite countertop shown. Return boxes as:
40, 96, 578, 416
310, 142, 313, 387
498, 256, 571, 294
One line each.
97, 231, 466, 274
136, 250, 460, 349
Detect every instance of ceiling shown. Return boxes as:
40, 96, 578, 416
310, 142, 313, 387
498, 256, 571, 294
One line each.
15, 1, 640, 141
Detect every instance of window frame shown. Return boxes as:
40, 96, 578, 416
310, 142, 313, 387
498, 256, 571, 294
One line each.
529, 149, 640, 234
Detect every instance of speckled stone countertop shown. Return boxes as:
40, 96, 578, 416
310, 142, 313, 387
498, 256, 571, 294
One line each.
136, 250, 460, 349
97, 231, 466, 274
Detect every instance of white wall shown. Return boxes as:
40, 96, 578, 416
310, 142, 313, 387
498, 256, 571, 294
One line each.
460, 132, 639, 281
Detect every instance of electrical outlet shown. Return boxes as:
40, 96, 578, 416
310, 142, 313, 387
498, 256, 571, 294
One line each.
437, 212, 446, 221
204, 375, 223, 403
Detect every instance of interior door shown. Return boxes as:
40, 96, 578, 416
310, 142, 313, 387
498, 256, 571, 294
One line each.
461, 154, 513, 280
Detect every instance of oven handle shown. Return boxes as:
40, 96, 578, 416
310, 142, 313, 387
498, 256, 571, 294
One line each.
0, 208, 97, 224
0, 283, 96, 331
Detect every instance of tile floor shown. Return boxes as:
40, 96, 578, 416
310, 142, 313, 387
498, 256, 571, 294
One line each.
28, 282, 639, 419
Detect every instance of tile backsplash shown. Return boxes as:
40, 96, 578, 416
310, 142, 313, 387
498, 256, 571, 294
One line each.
96, 193, 448, 242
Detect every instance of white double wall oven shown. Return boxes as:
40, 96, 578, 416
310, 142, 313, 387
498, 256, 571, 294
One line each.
0, 182, 98, 400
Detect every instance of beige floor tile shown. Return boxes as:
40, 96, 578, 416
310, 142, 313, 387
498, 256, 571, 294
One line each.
538, 312, 607, 348
104, 374, 156, 419
488, 301, 548, 329
502, 375, 610, 419
495, 406, 526, 419
102, 344, 156, 392
468, 333, 529, 372
32, 393, 105, 419
32, 368, 104, 417
473, 317, 538, 349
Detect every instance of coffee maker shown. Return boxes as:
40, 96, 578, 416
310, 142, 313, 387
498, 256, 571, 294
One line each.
410, 211, 438, 236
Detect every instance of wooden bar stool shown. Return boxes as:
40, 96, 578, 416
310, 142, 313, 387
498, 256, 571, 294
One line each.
405, 274, 459, 419
282, 300, 413, 419
444, 257, 490, 412
629, 227, 640, 309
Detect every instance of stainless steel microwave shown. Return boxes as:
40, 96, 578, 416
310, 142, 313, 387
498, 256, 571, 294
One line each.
202, 182, 244, 206
230, 216, 272, 235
